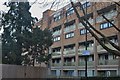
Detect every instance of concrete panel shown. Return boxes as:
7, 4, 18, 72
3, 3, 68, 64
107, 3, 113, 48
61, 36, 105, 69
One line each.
1, 64, 47, 78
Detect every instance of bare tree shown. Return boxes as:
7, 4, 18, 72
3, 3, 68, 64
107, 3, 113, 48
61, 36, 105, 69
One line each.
70, 1, 120, 56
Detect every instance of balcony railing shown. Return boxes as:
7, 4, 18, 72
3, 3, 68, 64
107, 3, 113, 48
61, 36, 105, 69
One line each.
96, 10, 117, 23
78, 61, 94, 66
88, 18, 93, 25
64, 25, 76, 33
51, 63, 61, 67
53, 30, 61, 36
104, 10, 117, 19
78, 22, 92, 29
98, 59, 119, 65
64, 62, 75, 66
78, 47, 93, 55
96, 16, 104, 23
78, 23, 84, 29
64, 49, 75, 55
97, 43, 117, 52
52, 52, 61, 56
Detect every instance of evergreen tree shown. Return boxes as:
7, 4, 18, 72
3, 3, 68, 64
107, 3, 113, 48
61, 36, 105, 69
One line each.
22, 27, 53, 66
2, 1, 53, 65
2, 1, 35, 65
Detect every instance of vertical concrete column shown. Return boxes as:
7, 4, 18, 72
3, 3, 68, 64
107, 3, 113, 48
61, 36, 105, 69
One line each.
60, 18, 65, 76
60, 46, 64, 76
92, 2, 98, 76
56, 69, 60, 77
74, 42, 79, 77
48, 47, 52, 76
74, 18, 80, 77
93, 38, 98, 76
116, 3, 120, 76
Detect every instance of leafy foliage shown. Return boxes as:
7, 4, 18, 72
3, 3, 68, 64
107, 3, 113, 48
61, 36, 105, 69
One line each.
22, 27, 53, 66
2, 1, 36, 65
2, 1, 53, 65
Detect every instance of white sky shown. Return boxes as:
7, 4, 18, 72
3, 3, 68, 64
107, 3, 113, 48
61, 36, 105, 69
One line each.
0, 0, 118, 19
0, 0, 71, 19
0, 0, 72, 34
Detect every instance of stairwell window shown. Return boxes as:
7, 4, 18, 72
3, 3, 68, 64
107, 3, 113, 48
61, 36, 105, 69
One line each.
80, 2, 91, 10
65, 32, 74, 39
66, 7, 74, 16
100, 20, 114, 30
53, 36, 60, 42
53, 12, 62, 22
80, 28, 89, 35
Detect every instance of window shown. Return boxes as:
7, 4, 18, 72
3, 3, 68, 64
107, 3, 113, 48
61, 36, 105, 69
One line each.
53, 36, 60, 42
53, 12, 62, 22
80, 28, 89, 35
100, 20, 114, 30
66, 7, 74, 16
54, 15, 61, 22
81, 2, 91, 9
65, 32, 74, 39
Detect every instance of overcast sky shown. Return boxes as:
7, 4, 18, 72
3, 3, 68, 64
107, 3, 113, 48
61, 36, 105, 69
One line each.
0, 0, 78, 34
0, 0, 72, 19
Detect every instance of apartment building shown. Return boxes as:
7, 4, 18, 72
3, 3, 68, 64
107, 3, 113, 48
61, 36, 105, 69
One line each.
37, 2, 120, 77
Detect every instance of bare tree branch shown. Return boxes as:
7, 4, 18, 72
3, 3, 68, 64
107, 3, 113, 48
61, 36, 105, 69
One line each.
114, 2, 120, 6
50, 0, 56, 10
114, 2, 120, 17
38, 0, 46, 4
50, 0, 61, 10
70, 1, 120, 56
77, 1, 120, 51
102, 15, 120, 32
30, 0, 38, 6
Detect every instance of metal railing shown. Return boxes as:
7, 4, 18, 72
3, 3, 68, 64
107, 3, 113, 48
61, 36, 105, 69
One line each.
52, 52, 61, 56
78, 61, 94, 66
53, 30, 61, 36
98, 59, 119, 65
97, 43, 117, 52
51, 63, 61, 67
64, 25, 76, 33
64, 62, 75, 66
78, 47, 93, 55
64, 49, 75, 55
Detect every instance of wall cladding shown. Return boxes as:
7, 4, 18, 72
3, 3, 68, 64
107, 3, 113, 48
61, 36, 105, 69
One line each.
0, 64, 47, 79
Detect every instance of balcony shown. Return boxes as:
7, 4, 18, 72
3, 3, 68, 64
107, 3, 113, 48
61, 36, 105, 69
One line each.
51, 63, 61, 67
88, 18, 93, 25
96, 10, 117, 23
78, 23, 84, 29
52, 52, 61, 58
96, 16, 104, 23
97, 43, 117, 52
98, 59, 119, 65
53, 30, 61, 36
104, 10, 117, 19
64, 25, 76, 33
64, 62, 75, 66
78, 47, 93, 55
64, 49, 75, 55
78, 61, 94, 66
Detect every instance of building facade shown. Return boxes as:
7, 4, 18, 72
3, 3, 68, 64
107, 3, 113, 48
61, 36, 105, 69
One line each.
37, 2, 120, 77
